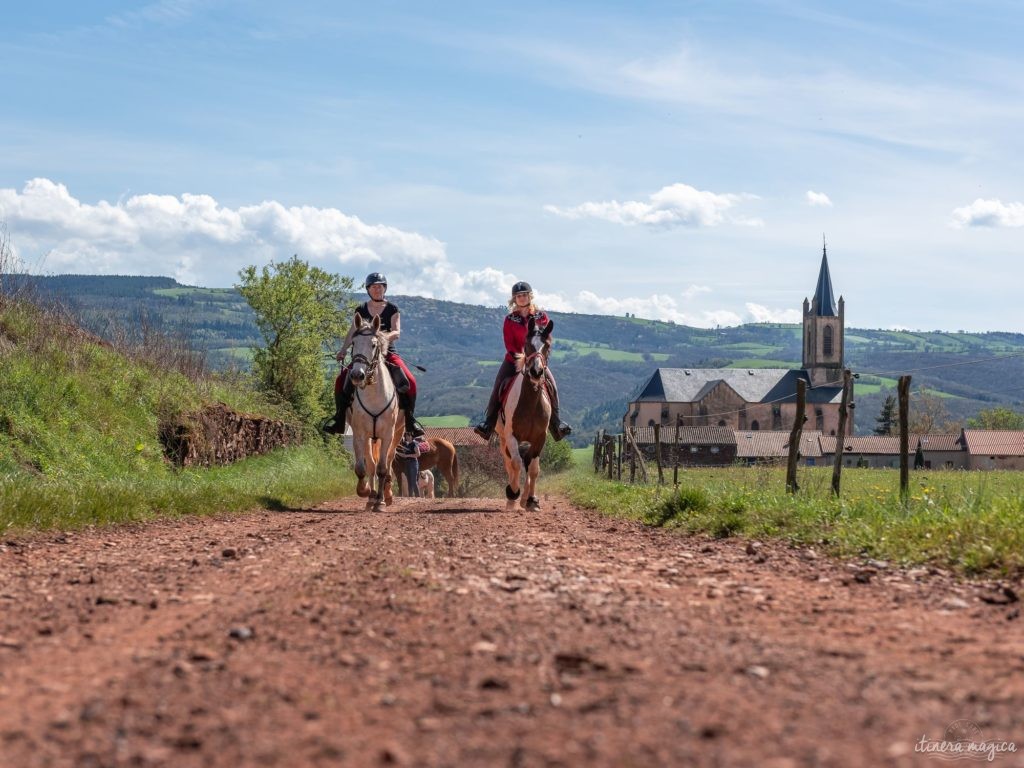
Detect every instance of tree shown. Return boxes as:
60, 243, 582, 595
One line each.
237, 256, 353, 421
873, 394, 897, 435
907, 388, 958, 435
967, 407, 1024, 430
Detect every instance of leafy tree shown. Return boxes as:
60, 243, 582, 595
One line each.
873, 394, 897, 435
237, 256, 353, 420
540, 436, 573, 472
967, 407, 1024, 430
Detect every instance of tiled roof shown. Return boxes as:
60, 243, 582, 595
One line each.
422, 427, 488, 446
631, 426, 737, 446
734, 430, 823, 458
635, 368, 843, 405
913, 434, 962, 452
961, 430, 1024, 457
819, 436, 902, 455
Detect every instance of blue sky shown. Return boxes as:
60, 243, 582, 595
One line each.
2, 1, 1023, 330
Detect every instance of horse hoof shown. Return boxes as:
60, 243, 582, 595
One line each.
525, 496, 541, 511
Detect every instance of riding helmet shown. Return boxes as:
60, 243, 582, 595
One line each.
364, 272, 388, 290
511, 281, 532, 295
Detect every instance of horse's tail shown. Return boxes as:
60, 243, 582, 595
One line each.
451, 449, 460, 497
518, 442, 531, 463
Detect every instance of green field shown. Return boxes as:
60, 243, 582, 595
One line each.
419, 415, 470, 427
726, 358, 797, 369
553, 339, 669, 363
553, 462, 1024, 576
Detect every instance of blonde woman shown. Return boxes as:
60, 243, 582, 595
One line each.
473, 281, 571, 441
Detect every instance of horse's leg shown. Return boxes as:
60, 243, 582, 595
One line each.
366, 438, 380, 510
381, 416, 402, 507
354, 438, 371, 498
500, 431, 524, 512
524, 455, 542, 511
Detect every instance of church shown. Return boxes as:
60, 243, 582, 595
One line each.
623, 248, 852, 436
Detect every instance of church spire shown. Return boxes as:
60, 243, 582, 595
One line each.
812, 235, 837, 317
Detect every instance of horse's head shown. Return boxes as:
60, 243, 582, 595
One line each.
520, 317, 553, 382
349, 313, 387, 387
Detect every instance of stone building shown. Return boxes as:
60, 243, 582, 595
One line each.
624, 247, 850, 436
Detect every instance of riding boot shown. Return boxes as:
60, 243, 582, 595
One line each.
388, 361, 411, 394
473, 374, 504, 441
400, 392, 425, 438
323, 375, 354, 435
544, 370, 572, 441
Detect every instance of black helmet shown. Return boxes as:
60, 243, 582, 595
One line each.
364, 272, 387, 290
511, 281, 532, 295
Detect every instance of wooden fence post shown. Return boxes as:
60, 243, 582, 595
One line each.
617, 434, 623, 480
654, 424, 664, 484
786, 379, 806, 493
899, 375, 911, 498
831, 369, 852, 496
593, 430, 602, 473
607, 437, 614, 479
673, 414, 681, 485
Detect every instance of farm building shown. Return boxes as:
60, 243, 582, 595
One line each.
624, 248, 850, 436
961, 430, 1024, 470
734, 430, 824, 466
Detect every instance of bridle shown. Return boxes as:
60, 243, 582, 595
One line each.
350, 327, 384, 386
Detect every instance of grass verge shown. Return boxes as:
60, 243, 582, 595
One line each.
1, 443, 353, 534
551, 461, 1024, 576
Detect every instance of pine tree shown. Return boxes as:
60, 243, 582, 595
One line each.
874, 394, 897, 436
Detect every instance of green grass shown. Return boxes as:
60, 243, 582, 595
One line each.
0, 298, 353, 534
419, 414, 470, 427
1, 444, 353, 533
551, 462, 1024, 575
552, 339, 669, 363
725, 358, 797, 369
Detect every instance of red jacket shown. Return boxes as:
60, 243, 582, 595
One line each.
503, 310, 549, 363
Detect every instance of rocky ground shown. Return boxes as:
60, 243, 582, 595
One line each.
1, 495, 1022, 767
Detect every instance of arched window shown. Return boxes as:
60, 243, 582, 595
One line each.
718, 419, 727, 427
648, 419, 656, 427
815, 408, 824, 432
751, 420, 760, 431
823, 325, 834, 357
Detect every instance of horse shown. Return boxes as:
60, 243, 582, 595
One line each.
495, 317, 553, 511
392, 437, 460, 497
347, 313, 404, 511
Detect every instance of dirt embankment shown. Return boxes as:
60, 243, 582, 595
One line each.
1, 496, 1021, 767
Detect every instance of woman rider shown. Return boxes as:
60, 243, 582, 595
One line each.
323, 272, 425, 438
473, 281, 572, 442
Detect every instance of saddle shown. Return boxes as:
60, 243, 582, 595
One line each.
499, 374, 549, 409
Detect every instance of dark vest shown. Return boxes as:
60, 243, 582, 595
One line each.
356, 301, 400, 353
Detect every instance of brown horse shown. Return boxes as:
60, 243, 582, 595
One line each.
495, 317, 553, 511
392, 437, 460, 497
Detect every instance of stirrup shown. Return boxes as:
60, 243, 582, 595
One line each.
473, 422, 493, 441
550, 422, 572, 441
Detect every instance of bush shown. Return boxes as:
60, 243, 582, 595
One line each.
541, 437, 573, 472
645, 486, 710, 527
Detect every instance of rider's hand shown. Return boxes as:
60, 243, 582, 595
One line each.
335, 350, 345, 362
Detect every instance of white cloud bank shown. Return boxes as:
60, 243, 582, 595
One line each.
951, 198, 1024, 228
544, 182, 761, 228
0, 178, 775, 328
806, 190, 833, 208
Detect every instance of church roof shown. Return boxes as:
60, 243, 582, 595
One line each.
811, 244, 838, 316
635, 368, 843, 405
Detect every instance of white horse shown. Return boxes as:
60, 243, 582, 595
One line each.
348, 314, 403, 511
495, 317, 553, 512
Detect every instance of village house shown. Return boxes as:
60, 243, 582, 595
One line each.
734, 430, 824, 466
960, 429, 1024, 470
624, 248, 850, 436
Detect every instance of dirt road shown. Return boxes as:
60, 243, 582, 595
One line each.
1, 496, 1022, 767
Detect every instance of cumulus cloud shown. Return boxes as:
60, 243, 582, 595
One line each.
806, 190, 833, 208
0, 178, 519, 304
950, 198, 1024, 228
544, 182, 760, 228
744, 303, 802, 324
0, 178, 760, 328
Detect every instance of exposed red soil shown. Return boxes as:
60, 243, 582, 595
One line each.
1, 495, 1022, 767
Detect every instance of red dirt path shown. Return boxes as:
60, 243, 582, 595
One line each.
1, 495, 1022, 767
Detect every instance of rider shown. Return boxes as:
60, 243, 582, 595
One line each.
323, 272, 425, 438
473, 281, 572, 442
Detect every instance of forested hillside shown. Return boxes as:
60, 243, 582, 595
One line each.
22, 275, 1024, 439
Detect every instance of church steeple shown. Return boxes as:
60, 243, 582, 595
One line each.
812, 236, 837, 317
803, 237, 844, 387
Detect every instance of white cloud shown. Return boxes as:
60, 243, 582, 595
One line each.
544, 182, 759, 228
806, 190, 833, 208
950, 198, 1024, 228
745, 303, 802, 324
0, 178, 516, 303
0, 178, 761, 328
